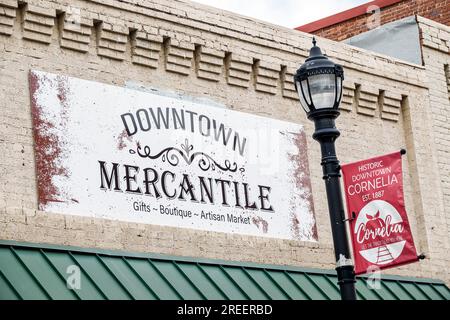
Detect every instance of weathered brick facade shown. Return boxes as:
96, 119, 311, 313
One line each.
298, 0, 449, 41
0, 0, 449, 285
418, 18, 450, 268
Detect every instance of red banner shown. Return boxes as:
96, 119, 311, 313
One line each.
341, 151, 418, 275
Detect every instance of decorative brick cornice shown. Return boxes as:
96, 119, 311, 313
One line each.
131, 29, 163, 68
226, 54, 253, 88
83, 0, 427, 89
0, 0, 17, 36
282, 64, 298, 100
165, 39, 195, 76
340, 82, 355, 112
0, 0, 413, 123
255, 60, 280, 95
60, 15, 93, 53
97, 22, 128, 60
196, 46, 224, 82
381, 91, 402, 122
23, 4, 56, 44
357, 86, 379, 117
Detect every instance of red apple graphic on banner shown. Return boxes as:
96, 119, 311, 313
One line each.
365, 211, 384, 241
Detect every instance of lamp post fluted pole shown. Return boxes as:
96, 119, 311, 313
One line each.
313, 112, 357, 300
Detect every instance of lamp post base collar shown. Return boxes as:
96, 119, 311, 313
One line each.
336, 254, 354, 268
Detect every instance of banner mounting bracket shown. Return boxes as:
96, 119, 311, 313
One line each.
343, 211, 356, 223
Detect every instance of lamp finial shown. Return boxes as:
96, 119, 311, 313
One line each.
312, 37, 317, 47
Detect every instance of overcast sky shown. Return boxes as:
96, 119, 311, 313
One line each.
191, 0, 371, 29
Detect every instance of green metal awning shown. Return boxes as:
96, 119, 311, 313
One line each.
0, 240, 449, 300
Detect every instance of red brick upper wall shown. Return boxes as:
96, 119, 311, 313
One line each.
296, 0, 450, 41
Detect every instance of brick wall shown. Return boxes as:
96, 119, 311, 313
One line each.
310, 0, 450, 41
417, 18, 450, 275
0, 0, 449, 285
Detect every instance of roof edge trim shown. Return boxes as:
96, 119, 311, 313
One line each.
295, 0, 404, 32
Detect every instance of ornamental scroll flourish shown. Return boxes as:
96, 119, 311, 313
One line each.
129, 139, 245, 173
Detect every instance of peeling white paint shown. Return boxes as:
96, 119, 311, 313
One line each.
30, 70, 317, 241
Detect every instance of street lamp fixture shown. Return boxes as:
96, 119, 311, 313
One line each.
294, 37, 357, 300
294, 37, 343, 118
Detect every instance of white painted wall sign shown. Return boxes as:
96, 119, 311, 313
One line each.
29, 70, 317, 241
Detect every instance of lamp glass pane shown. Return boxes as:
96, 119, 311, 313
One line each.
301, 80, 311, 105
296, 80, 310, 113
309, 73, 336, 109
336, 76, 343, 104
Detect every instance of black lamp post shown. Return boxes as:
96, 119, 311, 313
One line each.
294, 38, 357, 300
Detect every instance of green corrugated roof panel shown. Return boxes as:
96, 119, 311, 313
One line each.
0, 240, 449, 300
